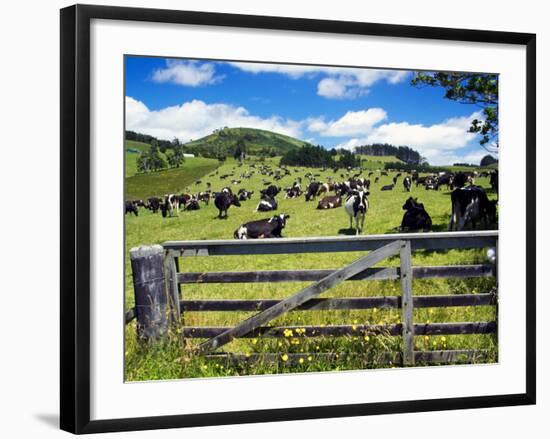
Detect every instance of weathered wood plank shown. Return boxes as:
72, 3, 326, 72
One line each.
180, 294, 496, 311
400, 240, 415, 366
163, 251, 181, 325
198, 240, 403, 354
177, 264, 493, 284
130, 245, 169, 341
123, 294, 496, 323
184, 322, 497, 338
163, 231, 498, 255
205, 350, 491, 366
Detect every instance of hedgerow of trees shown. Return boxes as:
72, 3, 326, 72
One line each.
280, 145, 360, 168
354, 143, 423, 164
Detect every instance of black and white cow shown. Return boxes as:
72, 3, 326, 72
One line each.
125, 201, 138, 216
400, 197, 432, 232
214, 192, 241, 218
234, 214, 290, 239
197, 191, 211, 205
185, 198, 200, 211
403, 176, 412, 192
449, 186, 497, 231
451, 172, 469, 189
344, 190, 369, 235
147, 197, 162, 213
317, 195, 342, 209
305, 181, 321, 201
177, 193, 193, 208
437, 174, 454, 190
260, 185, 281, 199
285, 186, 302, 199
161, 194, 180, 218
238, 189, 254, 201
255, 196, 278, 212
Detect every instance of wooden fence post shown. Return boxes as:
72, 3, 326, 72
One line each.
400, 240, 415, 366
130, 245, 169, 341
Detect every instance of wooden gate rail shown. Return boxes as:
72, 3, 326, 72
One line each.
176, 264, 493, 284
128, 231, 498, 367
163, 230, 497, 255
124, 293, 497, 323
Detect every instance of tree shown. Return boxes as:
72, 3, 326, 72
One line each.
233, 139, 246, 162
411, 72, 498, 151
480, 154, 498, 167
337, 149, 360, 168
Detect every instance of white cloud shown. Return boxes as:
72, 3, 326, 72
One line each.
307, 108, 387, 137
229, 62, 409, 99
228, 62, 331, 79
125, 97, 302, 142
152, 60, 224, 86
335, 112, 485, 165
317, 70, 409, 99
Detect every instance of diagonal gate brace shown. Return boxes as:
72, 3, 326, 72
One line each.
198, 239, 403, 355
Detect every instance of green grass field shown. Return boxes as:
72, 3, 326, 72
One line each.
125, 142, 219, 199
124, 155, 498, 381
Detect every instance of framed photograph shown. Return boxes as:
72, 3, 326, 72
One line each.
60, 4, 536, 434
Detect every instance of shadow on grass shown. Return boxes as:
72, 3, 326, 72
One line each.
337, 228, 357, 236
431, 223, 449, 232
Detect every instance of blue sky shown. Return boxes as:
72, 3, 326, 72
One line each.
125, 56, 496, 165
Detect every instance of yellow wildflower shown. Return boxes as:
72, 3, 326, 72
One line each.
299, 358, 304, 364
308, 356, 313, 362
364, 335, 370, 342
441, 336, 447, 342
252, 338, 258, 345
352, 325, 357, 331
281, 354, 289, 362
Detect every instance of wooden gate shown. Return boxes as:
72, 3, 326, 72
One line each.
127, 231, 498, 367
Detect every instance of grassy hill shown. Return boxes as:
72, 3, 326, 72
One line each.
125, 140, 151, 177
185, 127, 310, 156
125, 139, 219, 199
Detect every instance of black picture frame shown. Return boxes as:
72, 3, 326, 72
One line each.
60, 4, 536, 434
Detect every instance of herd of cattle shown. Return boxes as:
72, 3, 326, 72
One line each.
125, 163, 498, 239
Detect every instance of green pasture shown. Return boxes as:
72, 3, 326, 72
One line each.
124, 155, 498, 381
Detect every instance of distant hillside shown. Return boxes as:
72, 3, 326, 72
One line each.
185, 127, 309, 157
354, 143, 423, 165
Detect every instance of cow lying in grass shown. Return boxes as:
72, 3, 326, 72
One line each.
256, 196, 278, 212
234, 214, 290, 239
400, 197, 432, 232
317, 195, 342, 209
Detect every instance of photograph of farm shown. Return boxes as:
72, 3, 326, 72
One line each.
124, 56, 499, 381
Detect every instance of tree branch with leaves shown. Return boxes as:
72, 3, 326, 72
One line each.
411, 72, 498, 151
